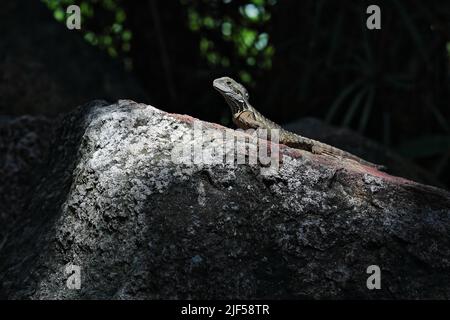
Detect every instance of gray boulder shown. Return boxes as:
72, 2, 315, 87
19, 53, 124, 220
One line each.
0, 100, 449, 299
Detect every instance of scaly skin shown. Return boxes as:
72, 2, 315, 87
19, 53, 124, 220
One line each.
213, 76, 384, 170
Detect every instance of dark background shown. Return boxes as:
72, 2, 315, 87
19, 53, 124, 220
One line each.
1, 0, 449, 187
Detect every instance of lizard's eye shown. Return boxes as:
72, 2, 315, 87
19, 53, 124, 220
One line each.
226, 81, 232, 85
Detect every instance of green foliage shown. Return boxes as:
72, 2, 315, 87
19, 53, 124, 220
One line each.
398, 135, 450, 158
182, 0, 276, 84
42, 0, 133, 68
41, 1, 450, 180
294, 1, 450, 166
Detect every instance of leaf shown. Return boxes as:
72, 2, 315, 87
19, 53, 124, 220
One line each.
434, 151, 450, 175
392, 0, 428, 62
383, 112, 391, 146
350, 53, 370, 73
429, 103, 450, 133
326, 11, 343, 67
384, 74, 413, 90
326, 79, 364, 123
342, 87, 368, 127
358, 86, 375, 133
398, 135, 450, 158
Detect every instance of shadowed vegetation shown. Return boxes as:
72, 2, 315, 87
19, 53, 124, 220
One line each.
41, 0, 450, 186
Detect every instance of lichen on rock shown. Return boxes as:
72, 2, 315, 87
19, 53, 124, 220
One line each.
0, 100, 449, 299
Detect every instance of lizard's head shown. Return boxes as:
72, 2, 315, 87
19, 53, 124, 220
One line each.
213, 76, 249, 114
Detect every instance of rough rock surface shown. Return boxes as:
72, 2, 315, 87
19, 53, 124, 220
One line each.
1, 100, 450, 299
285, 118, 444, 188
0, 116, 54, 232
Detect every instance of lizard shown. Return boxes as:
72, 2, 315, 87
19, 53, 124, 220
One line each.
213, 76, 384, 170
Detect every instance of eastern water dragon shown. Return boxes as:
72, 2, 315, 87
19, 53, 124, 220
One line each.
213, 76, 384, 170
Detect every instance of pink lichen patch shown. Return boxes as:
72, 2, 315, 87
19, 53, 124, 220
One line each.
167, 112, 228, 131
166, 113, 441, 192
167, 113, 197, 125
279, 142, 427, 189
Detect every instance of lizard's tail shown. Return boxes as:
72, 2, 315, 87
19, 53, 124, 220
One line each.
276, 129, 386, 171
314, 143, 385, 171
281, 130, 386, 171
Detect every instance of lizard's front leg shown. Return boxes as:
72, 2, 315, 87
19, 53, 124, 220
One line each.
233, 110, 262, 130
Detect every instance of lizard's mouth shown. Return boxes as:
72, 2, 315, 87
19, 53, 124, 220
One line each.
213, 86, 230, 97
212, 83, 225, 92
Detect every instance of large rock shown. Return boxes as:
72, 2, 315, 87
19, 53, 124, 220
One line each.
0, 100, 449, 299
0, 115, 54, 231
284, 118, 444, 188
